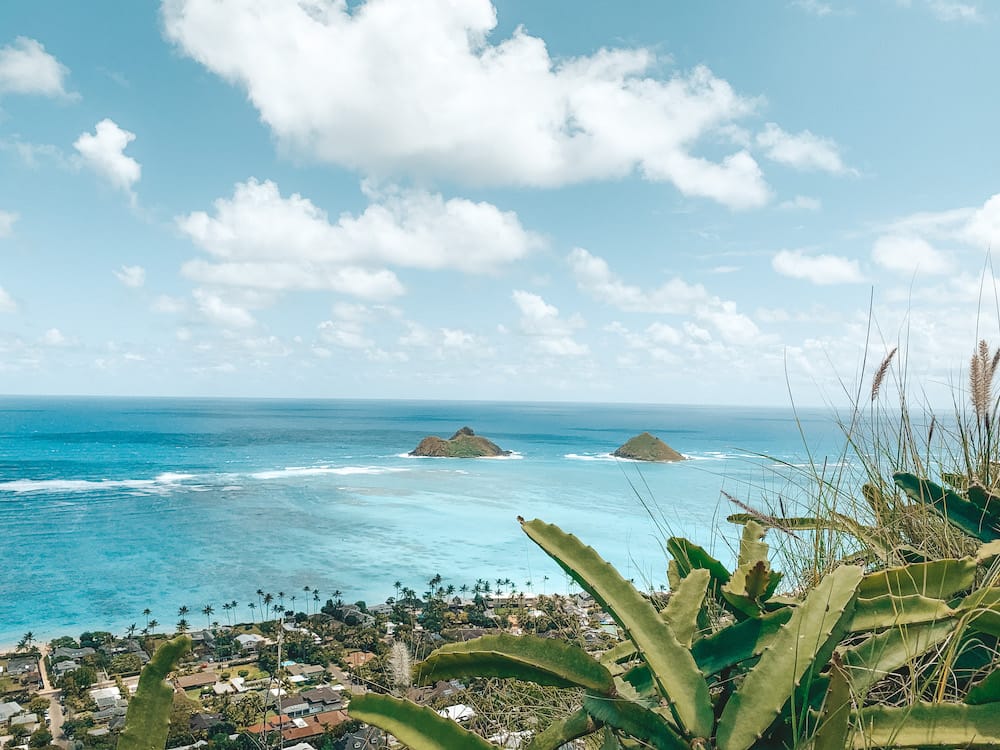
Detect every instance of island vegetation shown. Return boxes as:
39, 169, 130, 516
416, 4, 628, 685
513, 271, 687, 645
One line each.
409, 426, 511, 458
612, 431, 685, 462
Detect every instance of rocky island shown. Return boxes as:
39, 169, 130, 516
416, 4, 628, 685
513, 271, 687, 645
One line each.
409, 426, 512, 457
613, 432, 685, 462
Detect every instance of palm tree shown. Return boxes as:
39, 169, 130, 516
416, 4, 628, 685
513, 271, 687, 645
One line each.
256, 588, 264, 612
126, 623, 137, 640
313, 590, 320, 614
278, 591, 286, 608
148, 619, 159, 635
176, 618, 189, 634
178, 605, 189, 619
222, 602, 232, 626
202, 604, 214, 629
332, 589, 343, 606
247, 602, 257, 623
263, 593, 274, 621
17, 632, 34, 651
142, 608, 151, 629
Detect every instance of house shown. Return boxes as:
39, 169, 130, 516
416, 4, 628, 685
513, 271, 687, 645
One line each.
285, 744, 317, 750
0, 701, 22, 724
279, 710, 350, 744
53, 658, 81, 678
236, 633, 266, 652
174, 671, 219, 690
90, 686, 122, 710
10, 712, 40, 733
52, 646, 96, 661
286, 663, 326, 680
343, 651, 375, 669
279, 695, 310, 718
298, 686, 344, 713
189, 712, 223, 733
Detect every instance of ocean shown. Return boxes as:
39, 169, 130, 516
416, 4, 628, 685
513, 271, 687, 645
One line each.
0, 397, 849, 644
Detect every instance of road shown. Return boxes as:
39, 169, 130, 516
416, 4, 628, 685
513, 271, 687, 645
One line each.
37, 644, 68, 748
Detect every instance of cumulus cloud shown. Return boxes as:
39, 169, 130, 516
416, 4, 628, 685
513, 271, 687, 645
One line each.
772, 249, 865, 285
778, 195, 821, 211
512, 290, 588, 356
0, 210, 17, 237
756, 123, 854, 175
73, 119, 141, 199
0, 37, 72, 98
872, 235, 951, 275
926, 1, 980, 21
162, 0, 772, 208
178, 179, 541, 300
41, 328, 67, 346
791, 0, 834, 15
0, 286, 16, 312
193, 289, 255, 328
113, 265, 146, 287
568, 247, 762, 344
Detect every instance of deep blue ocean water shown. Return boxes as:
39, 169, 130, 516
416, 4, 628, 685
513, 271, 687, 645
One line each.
0, 398, 849, 644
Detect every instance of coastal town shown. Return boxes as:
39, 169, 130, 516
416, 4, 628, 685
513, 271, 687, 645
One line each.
0, 581, 621, 749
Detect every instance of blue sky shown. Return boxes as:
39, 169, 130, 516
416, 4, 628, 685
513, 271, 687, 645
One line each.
1, 0, 999, 405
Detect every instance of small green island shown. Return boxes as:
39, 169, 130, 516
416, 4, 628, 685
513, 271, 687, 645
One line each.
409, 426, 511, 457
613, 432, 685, 462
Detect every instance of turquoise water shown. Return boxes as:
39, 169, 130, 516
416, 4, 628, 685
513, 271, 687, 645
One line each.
0, 398, 847, 643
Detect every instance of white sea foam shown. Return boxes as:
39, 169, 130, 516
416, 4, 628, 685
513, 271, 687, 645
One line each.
0, 472, 196, 495
398, 451, 523, 460
250, 465, 410, 480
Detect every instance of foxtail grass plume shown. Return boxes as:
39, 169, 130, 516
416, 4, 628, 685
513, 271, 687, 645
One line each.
870, 347, 897, 402
970, 340, 1000, 424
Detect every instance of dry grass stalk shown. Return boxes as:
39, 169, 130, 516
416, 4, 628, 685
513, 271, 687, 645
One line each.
970, 339, 999, 423
870, 347, 898, 401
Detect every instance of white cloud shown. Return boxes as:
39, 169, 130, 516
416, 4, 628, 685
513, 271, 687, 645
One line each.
872, 235, 951, 275
926, 1, 980, 21
778, 195, 821, 211
791, 0, 833, 15
0, 210, 17, 237
41, 328, 67, 346
162, 0, 773, 208
153, 295, 186, 314
73, 119, 141, 198
512, 290, 588, 356
193, 289, 255, 328
710, 265, 741, 274
179, 179, 540, 300
756, 123, 854, 175
0, 286, 16, 312
772, 249, 865, 285
568, 247, 763, 344
113, 265, 146, 288
0, 37, 72, 98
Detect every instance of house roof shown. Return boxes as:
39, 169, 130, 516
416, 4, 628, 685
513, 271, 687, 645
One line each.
174, 671, 218, 689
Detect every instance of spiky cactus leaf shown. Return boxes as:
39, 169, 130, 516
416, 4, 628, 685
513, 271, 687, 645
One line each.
600, 640, 637, 667
416, 634, 614, 694
663, 568, 709, 647
582, 695, 687, 750
524, 707, 601, 750
848, 594, 953, 631
967, 485, 1000, 516
522, 519, 714, 740
737, 519, 769, 569
117, 635, 191, 750
813, 653, 852, 750
349, 693, 498, 750
691, 607, 793, 676
893, 472, 1000, 542
859, 558, 977, 599
666, 537, 731, 591
716, 564, 863, 750
852, 701, 1000, 747
841, 620, 956, 695
967, 670, 1000, 705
